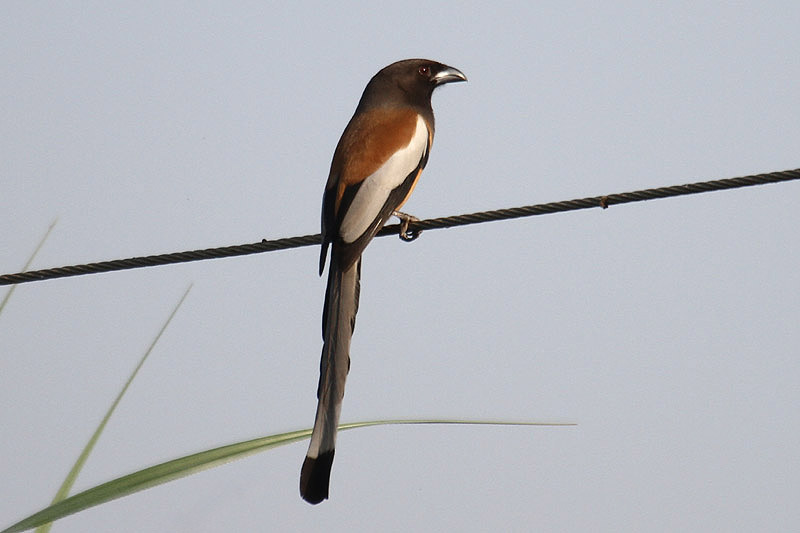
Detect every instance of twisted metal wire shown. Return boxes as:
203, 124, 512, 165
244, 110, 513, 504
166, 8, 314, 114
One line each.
2, 168, 798, 286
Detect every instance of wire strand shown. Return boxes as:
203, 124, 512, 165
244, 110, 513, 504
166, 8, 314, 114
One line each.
2, 167, 798, 286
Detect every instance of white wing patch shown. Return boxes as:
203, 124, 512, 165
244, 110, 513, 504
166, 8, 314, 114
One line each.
339, 115, 429, 243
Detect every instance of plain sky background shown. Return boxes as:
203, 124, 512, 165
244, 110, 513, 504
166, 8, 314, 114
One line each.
2, 2, 799, 532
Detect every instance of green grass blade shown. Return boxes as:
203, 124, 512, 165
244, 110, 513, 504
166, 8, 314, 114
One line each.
3, 419, 573, 533
33, 284, 193, 533
0, 219, 57, 316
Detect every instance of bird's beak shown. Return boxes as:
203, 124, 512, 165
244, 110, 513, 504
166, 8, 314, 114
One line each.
433, 66, 467, 85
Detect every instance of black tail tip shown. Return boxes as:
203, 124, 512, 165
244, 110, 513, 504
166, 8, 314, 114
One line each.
300, 451, 335, 504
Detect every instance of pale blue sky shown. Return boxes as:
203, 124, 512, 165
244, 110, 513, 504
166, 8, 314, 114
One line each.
2, 2, 799, 531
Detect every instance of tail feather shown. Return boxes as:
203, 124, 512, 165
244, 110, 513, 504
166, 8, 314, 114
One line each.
299, 452, 335, 504
300, 257, 361, 504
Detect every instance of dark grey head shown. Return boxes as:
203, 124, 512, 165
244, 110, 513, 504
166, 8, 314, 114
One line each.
358, 58, 467, 112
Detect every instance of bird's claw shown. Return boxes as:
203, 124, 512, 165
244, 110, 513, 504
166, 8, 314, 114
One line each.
393, 211, 421, 242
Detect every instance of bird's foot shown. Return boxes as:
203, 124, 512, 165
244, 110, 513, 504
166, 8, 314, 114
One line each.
393, 211, 421, 242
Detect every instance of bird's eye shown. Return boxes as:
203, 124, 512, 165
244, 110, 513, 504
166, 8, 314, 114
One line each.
418, 66, 429, 76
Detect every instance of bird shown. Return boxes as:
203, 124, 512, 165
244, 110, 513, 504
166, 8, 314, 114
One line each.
300, 59, 467, 504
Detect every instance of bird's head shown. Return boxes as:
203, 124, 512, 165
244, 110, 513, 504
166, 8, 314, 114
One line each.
361, 59, 467, 108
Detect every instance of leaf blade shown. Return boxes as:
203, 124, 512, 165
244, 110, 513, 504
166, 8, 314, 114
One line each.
3, 419, 572, 533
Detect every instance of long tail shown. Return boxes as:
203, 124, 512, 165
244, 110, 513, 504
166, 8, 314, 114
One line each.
300, 256, 361, 504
